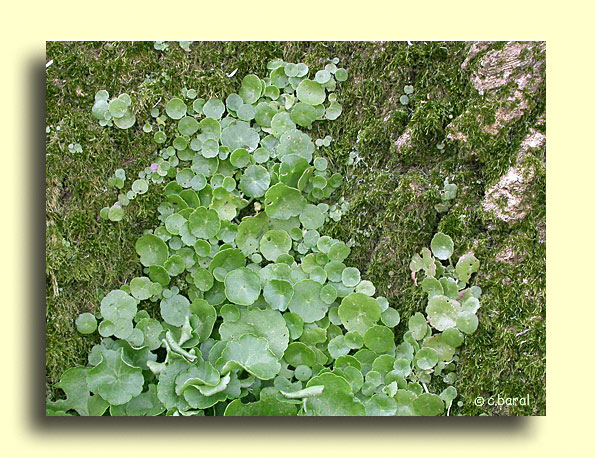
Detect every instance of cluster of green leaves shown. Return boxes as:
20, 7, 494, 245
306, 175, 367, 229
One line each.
47, 57, 480, 416
91, 90, 136, 129
153, 41, 194, 52
434, 180, 458, 213
400, 85, 414, 106
67, 142, 82, 154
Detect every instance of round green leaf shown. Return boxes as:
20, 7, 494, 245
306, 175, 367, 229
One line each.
426, 295, 459, 331
178, 116, 199, 136
75, 313, 97, 335
296, 79, 326, 106
456, 311, 479, 334
344, 331, 364, 349
342, 267, 361, 288
363, 325, 395, 353
224, 267, 261, 306
442, 327, 465, 347
263, 279, 294, 311
328, 335, 350, 359
366, 393, 397, 416
222, 335, 280, 380
328, 241, 350, 262
230, 148, 251, 168
290, 102, 319, 128
240, 165, 270, 198
116, 111, 138, 129
160, 293, 190, 327
380, 308, 400, 328
87, 348, 144, 406
260, 230, 292, 262
188, 207, 220, 239
136, 318, 164, 351
335, 68, 348, 82
338, 293, 381, 335
209, 248, 246, 282
430, 232, 454, 260
284, 342, 316, 367
135, 234, 168, 267
415, 347, 438, 370
299, 204, 325, 230
221, 121, 260, 151
264, 183, 306, 220
320, 284, 337, 305
130, 276, 153, 300
108, 98, 127, 118
288, 279, 328, 323
203, 98, 225, 119
239, 74, 262, 104
456, 252, 480, 283
408, 312, 428, 340
413, 393, 445, 416
392, 358, 412, 378
165, 97, 187, 120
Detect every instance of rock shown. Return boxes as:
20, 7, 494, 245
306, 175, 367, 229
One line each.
447, 41, 545, 146
482, 129, 545, 222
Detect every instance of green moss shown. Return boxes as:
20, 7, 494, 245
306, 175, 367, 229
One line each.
46, 41, 545, 415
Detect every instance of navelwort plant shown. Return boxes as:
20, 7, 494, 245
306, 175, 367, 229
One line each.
47, 57, 480, 416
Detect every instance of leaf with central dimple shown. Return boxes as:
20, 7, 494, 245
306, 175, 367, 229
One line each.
263, 279, 293, 311
203, 98, 225, 119
177, 116, 199, 136
188, 206, 220, 239
100, 290, 137, 339
221, 121, 260, 151
236, 213, 268, 256
284, 342, 316, 367
430, 232, 454, 260
221, 335, 281, 380
264, 183, 306, 220
240, 165, 270, 198
165, 97, 187, 119
290, 102, 319, 128
296, 79, 326, 106
47, 366, 108, 416
276, 129, 315, 163
209, 248, 246, 282
87, 348, 144, 406
288, 279, 328, 323
130, 276, 153, 300
305, 372, 365, 416
135, 234, 168, 267
413, 393, 445, 416
239, 74, 262, 104
426, 295, 459, 331
219, 308, 289, 358
279, 154, 309, 187
260, 230, 292, 262
125, 385, 164, 416
224, 267, 261, 306
338, 293, 381, 335
209, 188, 249, 221
160, 294, 190, 327
363, 325, 395, 353
198, 118, 221, 142
299, 204, 325, 230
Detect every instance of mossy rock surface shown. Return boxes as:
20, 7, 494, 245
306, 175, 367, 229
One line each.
46, 41, 545, 415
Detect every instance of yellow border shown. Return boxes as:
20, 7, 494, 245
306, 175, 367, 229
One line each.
3, 0, 593, 456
